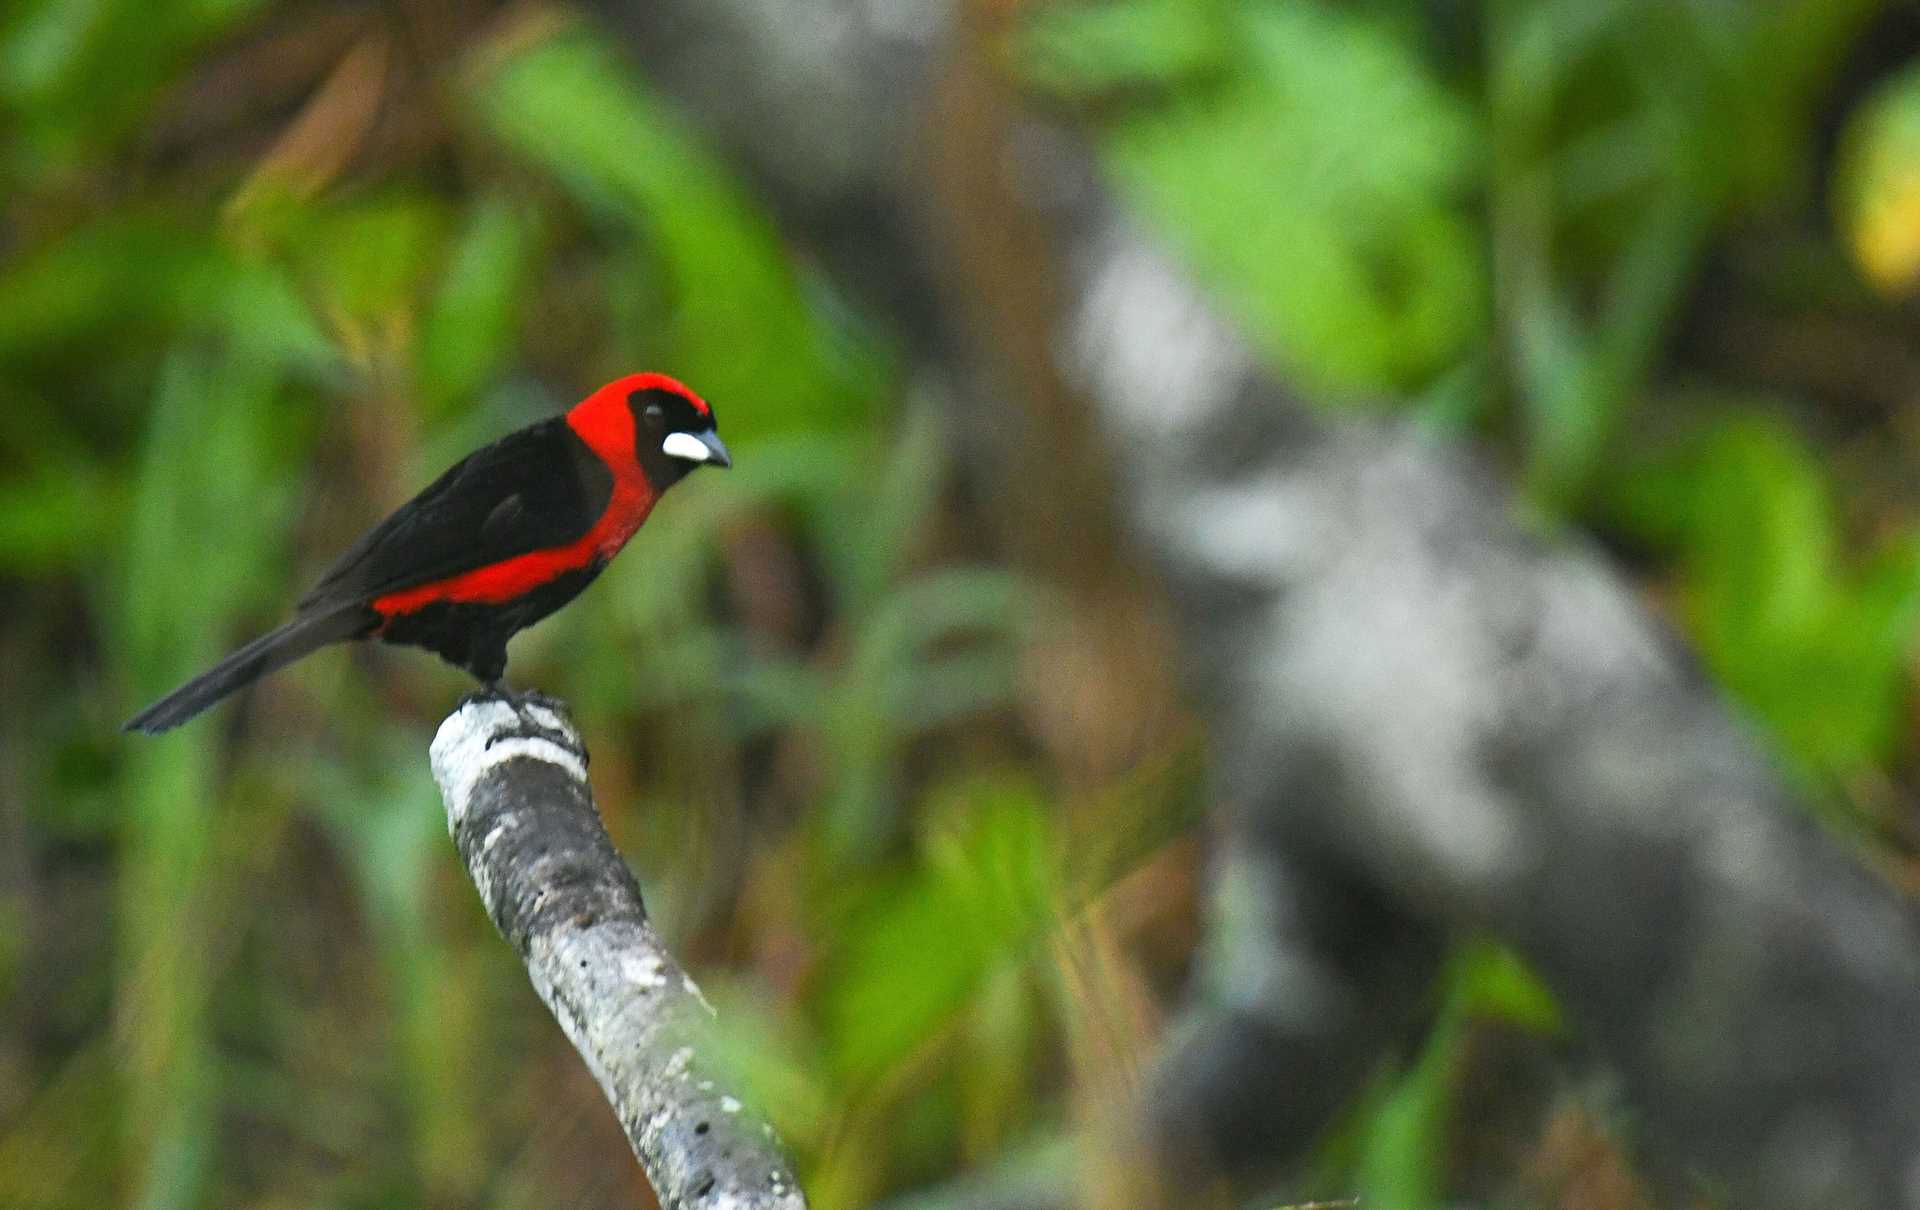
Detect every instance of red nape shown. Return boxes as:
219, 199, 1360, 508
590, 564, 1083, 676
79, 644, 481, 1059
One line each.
564, 381, 639, 468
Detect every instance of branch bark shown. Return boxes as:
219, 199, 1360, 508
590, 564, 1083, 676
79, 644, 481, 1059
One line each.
428, 693, 806, 1210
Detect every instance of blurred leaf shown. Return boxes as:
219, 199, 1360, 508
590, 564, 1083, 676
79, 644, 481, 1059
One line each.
854, 569, 1028, 677
114, 348, 305, 1210
1355, 941, 1558, 1208
472, 29, 887, 440
118, 359, 306, 678
0, 224, 332, 408
0, 457, 123, 572
696, 981, 836, 1155
1038, 0, 1485, 394
0, 0, 265, 173
316, 753, 485, 1201
838, 404, 948, 611
1611, 416, 1920, 783
225, 33, 390, 215
417, 196, 537, 415
1015, 0, 1231, 98
1687, 420, 1833, 648
723, 653, 832, 734
0, 1045, 123, 1210
0, 217, 203, 360
1598, 421, 1701, 550
1354, 1020, 1451, 1210
957, 964, 1040, 1160
236, 193, 452, 348
0, 901, 19, 1014
821, 567, 1027, 854
1836, 61, 1920, 294
1519, 193, 1706, 507
888, 649, 1021, 731
1484, 1, 1829, 506
1451, 939, 1562, 1035
822, 776, 1056, 1081
0, 215, 333, 381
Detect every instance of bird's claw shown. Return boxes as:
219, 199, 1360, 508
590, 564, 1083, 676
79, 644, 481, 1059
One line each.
507, 688, 570, 718
463, 685, 588, 764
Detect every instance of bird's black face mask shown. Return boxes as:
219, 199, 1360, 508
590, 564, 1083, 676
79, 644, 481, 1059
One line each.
630, 385, 731, 490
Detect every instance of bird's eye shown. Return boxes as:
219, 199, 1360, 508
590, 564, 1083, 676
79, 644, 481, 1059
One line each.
645, 402, 665, 422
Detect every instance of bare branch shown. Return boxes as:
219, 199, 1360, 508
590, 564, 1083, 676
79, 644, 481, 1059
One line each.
429, 693, 806, 1210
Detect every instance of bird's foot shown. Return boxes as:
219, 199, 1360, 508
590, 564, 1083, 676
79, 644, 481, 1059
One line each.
461, 684, 587, 763
505, 687, 571, 719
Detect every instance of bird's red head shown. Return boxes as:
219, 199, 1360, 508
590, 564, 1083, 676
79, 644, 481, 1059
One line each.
567, 373, 730, 485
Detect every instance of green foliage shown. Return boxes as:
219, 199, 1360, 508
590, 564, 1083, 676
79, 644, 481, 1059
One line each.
1, 0, 265, 175
6, 1, 1920, 1207
318, 753, 486, 1202
1020, 0, 1486, 396
233, 192, 453, 339
822, 776, 1058, 1081
417, 197, 539, 417
1340, 942, 1561, 1209
1480, 0, 1878, 505
694, 766, 1194, 1209
473, 31, 889, 440
113, 348, 311, 1210
0, 216, 331, 373
1017, 0, 1232, 95
1611, 418, 1920, 789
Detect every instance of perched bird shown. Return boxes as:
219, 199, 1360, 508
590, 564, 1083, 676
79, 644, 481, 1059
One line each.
125, 373, 730, 734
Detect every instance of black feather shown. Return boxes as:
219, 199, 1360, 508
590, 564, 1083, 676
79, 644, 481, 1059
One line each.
122, 605, 376, 734
299, 419, 612, 608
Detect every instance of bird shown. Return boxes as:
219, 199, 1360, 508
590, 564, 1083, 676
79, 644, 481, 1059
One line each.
124, 372, 730, 734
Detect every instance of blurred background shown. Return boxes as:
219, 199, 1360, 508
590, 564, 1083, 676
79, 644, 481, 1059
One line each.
7, 0, 1920, 1207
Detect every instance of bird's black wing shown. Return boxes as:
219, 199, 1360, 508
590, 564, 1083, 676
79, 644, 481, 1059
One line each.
300, 417, 615, 607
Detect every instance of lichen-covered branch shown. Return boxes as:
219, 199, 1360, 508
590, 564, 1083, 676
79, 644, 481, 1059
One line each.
429, 693, 805, 1210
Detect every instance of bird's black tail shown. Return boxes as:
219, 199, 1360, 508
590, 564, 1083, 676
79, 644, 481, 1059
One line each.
123, 605, 374, 734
